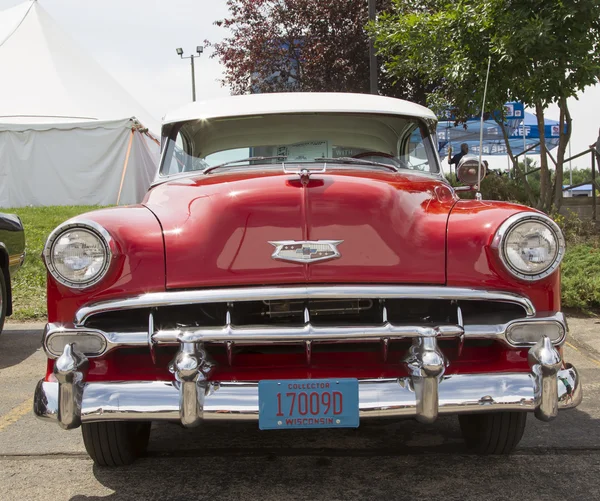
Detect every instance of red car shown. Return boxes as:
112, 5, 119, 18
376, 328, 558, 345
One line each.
34, 93, 581, 466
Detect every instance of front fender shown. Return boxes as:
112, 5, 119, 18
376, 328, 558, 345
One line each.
47, 205, 166, 323
0, 212, 25, 316
446, 200, 560, 313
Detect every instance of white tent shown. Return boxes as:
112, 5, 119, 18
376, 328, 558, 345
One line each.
0, 0, 160, 207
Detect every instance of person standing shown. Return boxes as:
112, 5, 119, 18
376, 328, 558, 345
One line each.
448, 143, 469, 178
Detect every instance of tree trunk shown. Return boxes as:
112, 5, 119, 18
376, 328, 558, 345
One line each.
535, 101, 552, 213
552, 97, 572, 211
495, 117, 537, 206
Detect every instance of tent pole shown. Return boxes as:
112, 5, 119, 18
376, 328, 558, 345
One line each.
592, 150, 597, 221
569, 141, 573, 186
145, 132, 160, 147
117, 129, 135, 205
523, 120, 527, 174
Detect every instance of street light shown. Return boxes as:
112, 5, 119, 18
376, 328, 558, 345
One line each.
176, 46, 203, 102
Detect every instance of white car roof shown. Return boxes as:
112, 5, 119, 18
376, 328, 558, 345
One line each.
162, 92, 437, 125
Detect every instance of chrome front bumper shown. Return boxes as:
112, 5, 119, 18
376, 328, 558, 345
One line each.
34, 337, 581, 429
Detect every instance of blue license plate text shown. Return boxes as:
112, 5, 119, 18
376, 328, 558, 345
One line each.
258, 378, 359, 430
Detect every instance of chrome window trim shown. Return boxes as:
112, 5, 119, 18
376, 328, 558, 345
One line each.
149, 162, 446, 189
491, 212, 566, 282
154, 113, 443, 184
74, 285, 536, 325
43, 220, 116, 289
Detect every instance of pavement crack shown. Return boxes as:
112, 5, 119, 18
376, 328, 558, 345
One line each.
0, 452, 90, 461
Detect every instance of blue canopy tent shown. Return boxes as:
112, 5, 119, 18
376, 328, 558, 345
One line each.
437, 119, 515, 157
509, 112, 562, 155
437, 105, 563, 157
437, 102, 524, 156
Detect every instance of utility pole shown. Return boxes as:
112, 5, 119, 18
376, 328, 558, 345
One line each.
176, 46, 203, 102
368, 0, 378, 95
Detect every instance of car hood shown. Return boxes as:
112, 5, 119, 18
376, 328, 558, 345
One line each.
143, 169, 458, 288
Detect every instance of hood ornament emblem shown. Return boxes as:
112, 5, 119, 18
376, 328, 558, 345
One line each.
268, 240, 343, 264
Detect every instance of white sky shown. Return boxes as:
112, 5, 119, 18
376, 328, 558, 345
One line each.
0, 0, 232, 120
1, 0, 598, 172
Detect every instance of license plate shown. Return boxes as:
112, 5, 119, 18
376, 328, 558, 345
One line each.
258, 378, 359, 430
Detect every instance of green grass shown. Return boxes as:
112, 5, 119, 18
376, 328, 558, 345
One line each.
4, 206, 105, 321
3, 206, 600, 320
561, 243, 600, 313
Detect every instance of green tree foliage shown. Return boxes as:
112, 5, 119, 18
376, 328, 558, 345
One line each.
564, 168, 595, 187
371, 0, 600, 213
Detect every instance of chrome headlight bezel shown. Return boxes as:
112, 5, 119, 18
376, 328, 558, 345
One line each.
43, 220, 113, 289
491, 212, 566, 281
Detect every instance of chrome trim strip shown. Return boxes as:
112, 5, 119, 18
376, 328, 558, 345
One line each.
43, 324, 149, 359
153, 324, 465, 344
33, 366, 582, 426
43, 311, 566, 360
462, 311, 567, 346
74, 285, 536, 325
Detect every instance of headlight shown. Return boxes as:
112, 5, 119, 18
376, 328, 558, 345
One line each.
44, 221, 112, 288
492, 213, 566, 281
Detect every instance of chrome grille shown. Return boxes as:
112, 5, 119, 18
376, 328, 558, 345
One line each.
71, 286, 536, 365
83, 296, 527, 333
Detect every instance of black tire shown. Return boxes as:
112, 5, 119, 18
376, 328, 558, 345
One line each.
82, 421, 151, 466
459, 412, 527, 454
0, 269, 7, 336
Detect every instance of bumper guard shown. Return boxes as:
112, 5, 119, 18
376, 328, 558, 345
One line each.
34, 336, 581, 429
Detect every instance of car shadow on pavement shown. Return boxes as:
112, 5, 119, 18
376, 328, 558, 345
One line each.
68, 406, 600, 501
0, 327, 40, 370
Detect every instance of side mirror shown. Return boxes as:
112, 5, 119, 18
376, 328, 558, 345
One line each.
456, 155, 487, 187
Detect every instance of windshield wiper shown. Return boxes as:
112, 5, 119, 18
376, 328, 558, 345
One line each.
204, 155, 288, 174
316, 157, 399, 172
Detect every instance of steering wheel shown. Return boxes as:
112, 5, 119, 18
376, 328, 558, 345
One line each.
352, 151, 406, 170
352, 151, 395, 160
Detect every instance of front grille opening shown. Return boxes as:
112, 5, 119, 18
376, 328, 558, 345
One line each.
85, 308, 150, 332
230, 299, 382, 326
459, 301, 527, 325
81, 295, 529, 334
156, 303, 228, 329
204, 340, 412, 363
385, 299, 458, 325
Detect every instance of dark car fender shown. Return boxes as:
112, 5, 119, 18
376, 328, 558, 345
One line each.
0, 212, 26, 316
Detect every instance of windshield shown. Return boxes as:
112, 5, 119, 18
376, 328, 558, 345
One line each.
160, 113, 440, 176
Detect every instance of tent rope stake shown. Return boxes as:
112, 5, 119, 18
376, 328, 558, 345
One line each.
117, 128, 135, 205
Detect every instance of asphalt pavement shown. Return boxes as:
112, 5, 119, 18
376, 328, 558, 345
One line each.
1, 318, 599, 501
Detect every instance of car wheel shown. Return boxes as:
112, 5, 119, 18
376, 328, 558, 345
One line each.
82, 421, 151, 466
458, 412, 527, 454
0, 269, 6, 336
